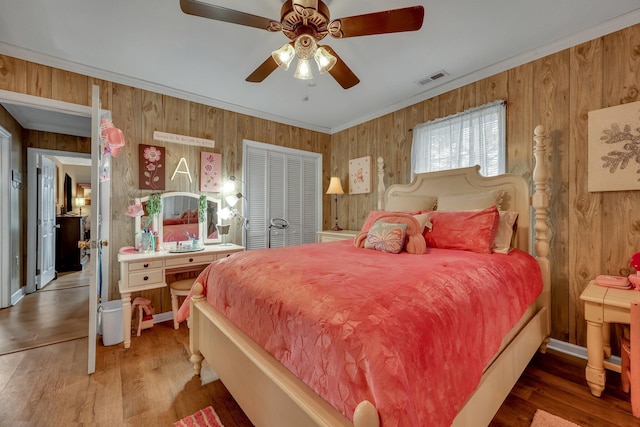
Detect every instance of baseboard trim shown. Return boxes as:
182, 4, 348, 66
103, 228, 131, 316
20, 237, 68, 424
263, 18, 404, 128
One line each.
10, 288, 24, 306
153, 311, 174, 324
548, 337, 621, 366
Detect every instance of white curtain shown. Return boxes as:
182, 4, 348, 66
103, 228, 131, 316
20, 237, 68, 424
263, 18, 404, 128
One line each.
411, 100, 506, 177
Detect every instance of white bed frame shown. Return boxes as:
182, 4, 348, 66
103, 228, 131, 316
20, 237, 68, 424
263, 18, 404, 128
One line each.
188, 125, 551, 427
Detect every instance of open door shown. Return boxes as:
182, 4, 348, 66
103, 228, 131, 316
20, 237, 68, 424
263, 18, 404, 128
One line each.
37, 155, 56, 289
88, 85, 111, 374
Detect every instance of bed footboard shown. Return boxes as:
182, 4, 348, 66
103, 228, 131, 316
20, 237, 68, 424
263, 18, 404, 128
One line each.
189, 282, 380, 427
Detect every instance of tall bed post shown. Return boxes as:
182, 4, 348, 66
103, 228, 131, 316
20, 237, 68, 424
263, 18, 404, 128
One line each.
376, 157, 385, 210
532, 125, 551, 345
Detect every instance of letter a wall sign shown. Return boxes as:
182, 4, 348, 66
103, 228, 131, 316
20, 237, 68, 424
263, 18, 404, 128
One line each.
139, 144, 166, 190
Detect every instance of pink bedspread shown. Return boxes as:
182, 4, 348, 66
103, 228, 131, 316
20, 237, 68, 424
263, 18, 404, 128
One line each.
178, 241, 542, 426
163, 223, 198, 242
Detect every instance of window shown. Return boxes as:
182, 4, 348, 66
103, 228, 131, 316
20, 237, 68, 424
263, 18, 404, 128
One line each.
411, 100, 506, 177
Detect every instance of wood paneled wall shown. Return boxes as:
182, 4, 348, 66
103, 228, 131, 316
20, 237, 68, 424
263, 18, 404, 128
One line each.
331, 23, 640, 346
0, 54, 331, 314
2, 22, 639, 346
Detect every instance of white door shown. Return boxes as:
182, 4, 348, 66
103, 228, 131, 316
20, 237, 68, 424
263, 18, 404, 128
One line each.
0, 127, 10, 308
37, 155, 56, 289
88, 85, 111, 374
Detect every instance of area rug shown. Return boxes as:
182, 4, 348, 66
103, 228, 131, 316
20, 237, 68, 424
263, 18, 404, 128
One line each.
174, 406, 224, 427
531, 409, 582, 427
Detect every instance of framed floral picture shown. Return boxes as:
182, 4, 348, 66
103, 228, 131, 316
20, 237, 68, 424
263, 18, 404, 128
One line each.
588, 100, 640, 192
200, 152, 222, 192
139, 144, 165, 190
349, 155, 372, 194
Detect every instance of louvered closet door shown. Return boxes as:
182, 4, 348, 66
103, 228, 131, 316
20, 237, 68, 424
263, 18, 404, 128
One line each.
285, 155, 302, 247
268, 152, 286, 248
243, 141, 321, 250
245, 148, 267, 250
302, 157, 319, 244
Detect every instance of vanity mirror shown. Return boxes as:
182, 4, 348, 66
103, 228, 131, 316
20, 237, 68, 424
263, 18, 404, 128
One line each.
135, 192, 221, 247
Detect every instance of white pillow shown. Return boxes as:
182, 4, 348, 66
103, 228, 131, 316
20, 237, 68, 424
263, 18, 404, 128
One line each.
436, 190, 503, 212
493, 211, 519, 254
412, 212, 433, 232
385, 195, 437, 213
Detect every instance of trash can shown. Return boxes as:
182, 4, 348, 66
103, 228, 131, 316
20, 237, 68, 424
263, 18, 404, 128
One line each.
99, 299, 123, 346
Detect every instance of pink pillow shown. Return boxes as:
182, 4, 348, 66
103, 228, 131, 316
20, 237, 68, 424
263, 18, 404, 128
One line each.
364, 221, 407, 254
355, 211, 427, 254
423, 206, 500, 253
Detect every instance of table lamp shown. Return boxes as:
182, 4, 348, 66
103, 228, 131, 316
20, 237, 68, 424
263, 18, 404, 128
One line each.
76, 197, 86, 215
326, 177, 344, 231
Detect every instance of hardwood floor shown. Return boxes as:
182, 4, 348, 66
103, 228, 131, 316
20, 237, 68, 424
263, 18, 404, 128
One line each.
0, 323, 251, 426
0, 273, 636, 426
491, 350, 638, 427
0, 269, 89, 355
1, 321, 638, 427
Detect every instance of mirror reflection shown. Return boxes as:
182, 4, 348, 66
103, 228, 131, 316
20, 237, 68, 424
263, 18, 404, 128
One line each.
162, 195, 200, 242
207, 200, 219, 240
134, 192, 221, 246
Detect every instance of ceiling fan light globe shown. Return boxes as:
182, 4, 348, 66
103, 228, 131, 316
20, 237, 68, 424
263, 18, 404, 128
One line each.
294, 34, 317, 60
271, 44, 295, 70
294, 58, 314, 80
314, 47, 336, 74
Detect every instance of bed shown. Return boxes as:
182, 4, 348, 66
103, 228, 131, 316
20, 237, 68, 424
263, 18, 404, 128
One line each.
162, 211, 200, 242
183, 125, 551, 427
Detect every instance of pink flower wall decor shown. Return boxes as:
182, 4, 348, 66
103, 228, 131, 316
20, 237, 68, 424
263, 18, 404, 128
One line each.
139, 144, 165, 190
201, 152, 222, 192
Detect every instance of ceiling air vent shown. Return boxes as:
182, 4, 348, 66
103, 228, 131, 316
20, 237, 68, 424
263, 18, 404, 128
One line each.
416, 70, 449, 86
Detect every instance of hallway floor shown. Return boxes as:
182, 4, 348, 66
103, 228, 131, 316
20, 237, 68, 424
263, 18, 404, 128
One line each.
0, 268, 89, 356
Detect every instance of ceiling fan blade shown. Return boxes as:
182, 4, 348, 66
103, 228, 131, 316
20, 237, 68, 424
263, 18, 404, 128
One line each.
321, 46, 360, 89
180, 0, 279, 31
246, 56, 279, 83
328, 6, 424, 38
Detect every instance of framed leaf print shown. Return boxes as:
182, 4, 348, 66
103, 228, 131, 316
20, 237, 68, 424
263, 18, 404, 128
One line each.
588, 100, 640, 192
349, 155, 372, 194
200, 151, 222, 192
139, 144, 165, 190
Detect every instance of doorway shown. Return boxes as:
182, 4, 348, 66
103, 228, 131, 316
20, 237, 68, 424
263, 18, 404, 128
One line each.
0, 89, 103, 366
26, 148, 91, 294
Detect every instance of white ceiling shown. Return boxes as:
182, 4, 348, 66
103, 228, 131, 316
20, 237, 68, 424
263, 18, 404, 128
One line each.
0, 0, 639, 135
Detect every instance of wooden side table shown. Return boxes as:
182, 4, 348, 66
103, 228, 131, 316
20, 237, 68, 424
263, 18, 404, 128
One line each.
580, 280, 640, 396
316, 229, 359, 243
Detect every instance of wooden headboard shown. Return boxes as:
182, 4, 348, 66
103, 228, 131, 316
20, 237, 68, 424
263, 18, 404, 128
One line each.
382, 166, 531, 252
375, 125, 550, 257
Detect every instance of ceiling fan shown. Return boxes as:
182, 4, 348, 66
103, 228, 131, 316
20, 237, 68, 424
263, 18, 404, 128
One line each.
179, 0, 425, 89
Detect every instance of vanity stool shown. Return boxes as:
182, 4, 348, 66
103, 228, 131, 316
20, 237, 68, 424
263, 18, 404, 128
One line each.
170, 278, 194, 329
131, 297, 154, 337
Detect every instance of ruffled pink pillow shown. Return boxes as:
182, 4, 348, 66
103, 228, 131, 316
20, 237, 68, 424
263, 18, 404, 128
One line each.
355, 211, 427, 254
423, 206, 500, 253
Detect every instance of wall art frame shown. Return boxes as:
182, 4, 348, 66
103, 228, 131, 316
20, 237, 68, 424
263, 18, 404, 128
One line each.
349, 155, 372, 194
588, 100, 640, 192
200, 151, 222, 192
139, 144, 165, 190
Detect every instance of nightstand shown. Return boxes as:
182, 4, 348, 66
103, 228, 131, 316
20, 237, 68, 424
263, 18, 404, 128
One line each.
316, 229, 359, 243
581, 279, 640, 397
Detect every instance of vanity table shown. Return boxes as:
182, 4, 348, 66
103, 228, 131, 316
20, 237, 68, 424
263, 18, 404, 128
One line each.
117, 244, 243, 348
